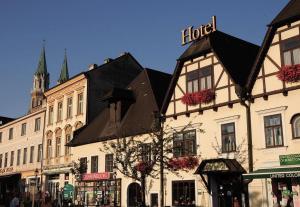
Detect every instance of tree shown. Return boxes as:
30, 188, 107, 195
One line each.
101, 113, 203, 207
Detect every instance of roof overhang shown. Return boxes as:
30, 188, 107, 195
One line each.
243, 166, 300, 179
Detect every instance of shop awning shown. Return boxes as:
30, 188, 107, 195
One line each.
243, 166, 300, 179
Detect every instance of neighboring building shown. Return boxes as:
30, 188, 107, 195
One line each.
0, 47, 47, 205
243, 1, 300, 206
69, 68, 171, 206
42, 53, 143, 199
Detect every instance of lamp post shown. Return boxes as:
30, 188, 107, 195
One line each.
32, 168, 39, 207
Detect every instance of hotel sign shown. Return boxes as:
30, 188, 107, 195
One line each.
82, 172, 110, 181
181, 16, 217, 46
0, 167, 14, 174
279, 154, 300, 166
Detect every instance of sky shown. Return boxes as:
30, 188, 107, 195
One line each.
0, 0, 289, 118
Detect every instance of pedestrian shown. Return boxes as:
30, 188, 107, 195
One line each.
233, 197, 240, 207
9, 192, 20, 207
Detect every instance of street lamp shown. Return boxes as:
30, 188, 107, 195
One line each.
32, 168, 39, 207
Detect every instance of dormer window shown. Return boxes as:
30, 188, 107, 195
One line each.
281, 37, 300, 66
187, 67, 212, 93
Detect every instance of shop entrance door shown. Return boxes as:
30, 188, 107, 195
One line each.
48, 180, 59, 200
127, 183, 142, 207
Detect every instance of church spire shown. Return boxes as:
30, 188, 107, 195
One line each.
35, 41, 48, 76
57, 49, 69, 84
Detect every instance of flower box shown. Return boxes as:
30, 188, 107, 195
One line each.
277, 64, 300, 83
168, 156, 199, 170
181, 89, 215, 106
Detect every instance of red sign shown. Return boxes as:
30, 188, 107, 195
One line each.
82, 172, 110, 181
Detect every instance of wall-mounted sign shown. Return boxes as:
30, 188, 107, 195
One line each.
181, 16, 217, 46
0, 167, 13, 174
279, 154, 300, 166
82, 172, 110, 181
271, 172, 300, 179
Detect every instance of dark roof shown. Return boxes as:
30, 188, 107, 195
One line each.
101, 88, 134, 102
246, 0, 300, 91
69, 68, 171, 146
162, 31, 259, 113
0, 116, 15, 125
270, 0, 300, 27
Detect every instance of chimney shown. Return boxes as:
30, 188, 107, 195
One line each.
88, 64, 97, 71
104, 58, 113, 64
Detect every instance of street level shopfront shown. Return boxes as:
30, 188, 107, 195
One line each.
244, 154, 300, 207
75, 172, 121, 206
0, 167, 21, 205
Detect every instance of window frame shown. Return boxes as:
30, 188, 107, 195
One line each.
17, 149, 21, 166
0, 132, 2, 143
91, 156, 98, 173
291, 114, 300, 139
172, 180, 196, 207
4, 152, 8, 167
264, 114, 284, 148
37, 144, 42, 162
48, 106, 54, 125
80, 157, 87, 174
57, 101, 63, 122
21, 123, 26, 136
173, 130, 197, 158
9, 128, 13, 140
77, 93, 84, 115
139, 143, 152, 162
65, 134, 72, 156
46, 139, 52, 159
186, 66, 213, 93
55, 136, 61, 157
281, 36, 300, 66
30, 146, 34, 163
34, 117, 41, 132
66, 97, 73, 119
10, 151, 14, 167
23, 147, 27, 164
221, 122, 236, 153
0, 154, 2, 168
105, 154, 114, 172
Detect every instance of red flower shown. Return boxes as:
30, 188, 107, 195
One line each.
168, 156, 199, 170
181, 89, 215, 106
277, 64, 300, 83
134, 161, 152, 175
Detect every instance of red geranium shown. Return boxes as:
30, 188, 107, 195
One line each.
181, 89, 215, 106
168, 156, 199, 170
134, 161, 153, 175
277, 64, 300, 83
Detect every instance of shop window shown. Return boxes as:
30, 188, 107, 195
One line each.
17, 149, 21, 166
23, 148, 27, 164
281, 37, 300, 66
57, 101, 63, 122
66, 97, 73, 119
221, 122, 236, 152
264, 114, 284, 148
80, 157, 87, 174
139, 143, 151, 162
37, 144, 42, 162
30, 146, 34, 163
173, 130, 196, 157
34, 117, 41, 132
4, 152, 8, 167
77, 93, 84, 115
105, 154, 114, 172
21, 123, 26, 136
55, 137, 61, 157
0, 154, 2, 168
186, 67, 212, 93
48, 106, 54, 125
291, 114, 300, 139
172, 180, 195, 206
91, 156, 98, 173
10, 151, 14, 166
9, 128, 13, 140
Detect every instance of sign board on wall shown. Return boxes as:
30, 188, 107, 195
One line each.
0, 167, 13, 174
82, 172, 110, 181
280, 154, 300, 166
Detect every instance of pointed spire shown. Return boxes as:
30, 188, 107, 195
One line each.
35, 40, 48, 76
57, 49, 69, 84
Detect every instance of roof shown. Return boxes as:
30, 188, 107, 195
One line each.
162, 31, 259, 113
246, 0, 300, 91
270, 0, 300, 27
243, 166, 300, 179
35, 46, 48, 76
57, 51, 69, 84
69, 68, 171, 147
0, 116, 15, 126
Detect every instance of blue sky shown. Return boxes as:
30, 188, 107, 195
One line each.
0, 0, 288, 118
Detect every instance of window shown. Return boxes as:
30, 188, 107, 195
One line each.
221, 123, 236, 152
17, 149, 21, 166
172, 180, 195, 206
173, 130, 196, 157
4, 153, 8, 167
105, 154, 114, 172
55, 137, 61, 157
0, 132, 2, 143
30, 146, 34, 163
264, 114, 284, 147
10, 151, 14, 166
46, 139, 52, 159
292, 114, 300, 139
37, 144, 42, 162
77, 93, 84, 115
187, 67, 212, 93
281, 37, 300, 66
23, 148, 27, 164
65, 134, 72, 156
9, 128, 13, 140
48, 106, 54, 125
57, 102, 63, 121
139, 144, 151, 162
0, 154, 2, 168
35, 118, 41, 132
67, 97, 73, 119
80, 157, 87, 174
91, 156, 98, 173
21, 123, 26, 136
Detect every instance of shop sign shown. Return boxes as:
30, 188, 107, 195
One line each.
63, 184, 74, 199
82, 172, 110, 181
0, 167, 13, 174
279, 154, 300, 166
181, 16, 217, 46
271, 172, 300, 179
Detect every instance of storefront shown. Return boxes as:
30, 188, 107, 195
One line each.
244, 154, 300, 207
0, 167, 21, 205
74, 172, 121, 206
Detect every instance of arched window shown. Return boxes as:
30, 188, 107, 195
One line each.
55, 128, 62, 157
292, 114, 300, 138
65, 125, 72, 156
46, 131, 53, 159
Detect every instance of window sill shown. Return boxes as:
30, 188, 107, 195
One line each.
257, 145, 288, 150
76, 113, 83, 117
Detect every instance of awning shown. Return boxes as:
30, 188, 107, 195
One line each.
243, 166, 300, 179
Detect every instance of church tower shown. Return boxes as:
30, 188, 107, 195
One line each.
57, 49, 69, 84
30, 45, 50, 113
